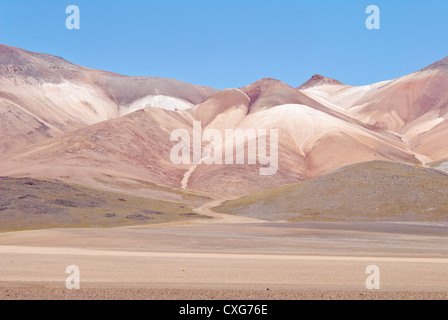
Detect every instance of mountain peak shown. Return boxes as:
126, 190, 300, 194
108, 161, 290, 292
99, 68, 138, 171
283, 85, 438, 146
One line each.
297, 74, 346, 90
240, 77, 293, 96
246, 77, 292, 89
239, 78, 296, 109
0, 43, 85, 82
420, 55, 448, 72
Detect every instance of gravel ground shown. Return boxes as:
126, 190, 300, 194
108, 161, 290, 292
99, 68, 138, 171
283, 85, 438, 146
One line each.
1, 285, 447, 300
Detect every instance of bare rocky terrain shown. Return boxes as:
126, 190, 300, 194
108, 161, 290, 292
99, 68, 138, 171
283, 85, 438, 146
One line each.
0, 177, 212, 232
3, 44, 448, 196
1, 44, 448, 300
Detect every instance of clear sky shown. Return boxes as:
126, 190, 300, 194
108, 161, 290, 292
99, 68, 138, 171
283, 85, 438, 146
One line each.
0, 0, 447, 89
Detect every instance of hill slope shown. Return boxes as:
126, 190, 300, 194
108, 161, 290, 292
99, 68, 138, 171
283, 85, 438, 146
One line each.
213, 161, 448, 222
0, 44, 217, 155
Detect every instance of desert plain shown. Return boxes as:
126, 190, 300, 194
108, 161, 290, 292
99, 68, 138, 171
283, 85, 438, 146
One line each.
1, 194, 448, 300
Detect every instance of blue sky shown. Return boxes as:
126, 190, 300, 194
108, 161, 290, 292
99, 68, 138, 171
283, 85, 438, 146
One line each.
0, 0, 447, 89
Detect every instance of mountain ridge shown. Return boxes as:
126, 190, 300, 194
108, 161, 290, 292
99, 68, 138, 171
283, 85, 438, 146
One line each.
0, 43, 447, 196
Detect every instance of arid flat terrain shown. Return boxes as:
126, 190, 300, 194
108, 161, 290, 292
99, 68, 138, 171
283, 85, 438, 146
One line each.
1, 218, 447, 300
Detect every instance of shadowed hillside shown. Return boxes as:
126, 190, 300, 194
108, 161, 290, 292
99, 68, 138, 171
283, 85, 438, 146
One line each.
0, 177, 212, 232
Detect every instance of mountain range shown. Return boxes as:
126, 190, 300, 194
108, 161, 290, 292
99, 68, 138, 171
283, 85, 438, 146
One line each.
1, 43, 447, 207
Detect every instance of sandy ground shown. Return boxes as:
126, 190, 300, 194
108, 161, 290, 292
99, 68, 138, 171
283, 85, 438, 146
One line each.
1, 216, 448, 300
